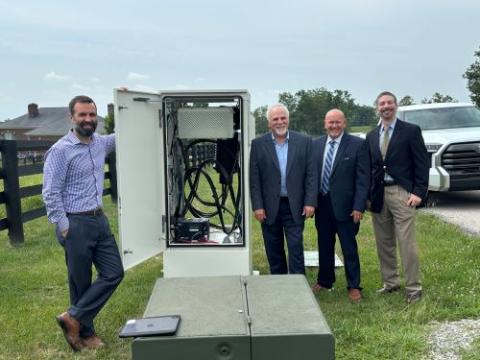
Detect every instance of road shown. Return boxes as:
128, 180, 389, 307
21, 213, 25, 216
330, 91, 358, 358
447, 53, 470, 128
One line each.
421, 190, 480, 236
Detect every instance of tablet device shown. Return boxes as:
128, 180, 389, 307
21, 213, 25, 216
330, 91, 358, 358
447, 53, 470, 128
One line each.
119, 315, 181, 338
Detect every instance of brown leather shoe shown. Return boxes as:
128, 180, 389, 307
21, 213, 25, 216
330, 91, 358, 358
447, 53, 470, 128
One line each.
56, 312, 82, 352
348, 288, 362, 302
81, 335, 105, 349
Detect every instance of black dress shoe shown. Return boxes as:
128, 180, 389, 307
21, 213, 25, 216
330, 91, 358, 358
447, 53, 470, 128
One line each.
56, 312, 82, 352
407, 291, 422, 304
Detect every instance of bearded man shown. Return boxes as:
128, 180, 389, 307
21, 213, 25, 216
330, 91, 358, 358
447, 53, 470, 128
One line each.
249, 103, 316, 274
43, 95, 124, 351
366, 91, 429, 304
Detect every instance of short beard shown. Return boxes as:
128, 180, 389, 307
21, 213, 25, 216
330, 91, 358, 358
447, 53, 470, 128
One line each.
380, 109, 396, 121
273, 128, 287, 138
75, 122, 96, 137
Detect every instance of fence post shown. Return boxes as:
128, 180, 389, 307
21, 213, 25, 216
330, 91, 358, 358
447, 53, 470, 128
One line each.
107, 152, 118, 203
1, 140, 24, 245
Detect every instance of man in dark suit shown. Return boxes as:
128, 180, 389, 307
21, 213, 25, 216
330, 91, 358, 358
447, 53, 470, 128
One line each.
366, 91, 429, 304
250, 104, 316, 274
313, 109, 370, 301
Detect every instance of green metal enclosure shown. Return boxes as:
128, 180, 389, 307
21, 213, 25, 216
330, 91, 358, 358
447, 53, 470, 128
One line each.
131, 275, 334, 360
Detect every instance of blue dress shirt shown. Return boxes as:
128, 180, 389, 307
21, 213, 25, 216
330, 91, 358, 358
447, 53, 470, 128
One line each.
42, 130, 115, 232
272, 132, 289, 197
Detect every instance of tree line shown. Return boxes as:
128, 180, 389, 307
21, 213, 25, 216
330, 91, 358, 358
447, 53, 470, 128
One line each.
255, 45, 480, 136
253, 89, 460, 136
103, 46, 480, 137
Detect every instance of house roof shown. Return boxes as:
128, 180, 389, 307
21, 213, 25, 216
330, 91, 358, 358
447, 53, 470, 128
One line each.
0, 107, 105, 136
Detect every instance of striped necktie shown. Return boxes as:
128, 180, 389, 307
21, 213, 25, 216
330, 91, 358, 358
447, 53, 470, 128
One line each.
320, 140, 336, 194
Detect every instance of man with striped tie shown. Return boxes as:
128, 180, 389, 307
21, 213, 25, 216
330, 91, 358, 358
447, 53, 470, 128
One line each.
313, 109, 370, 301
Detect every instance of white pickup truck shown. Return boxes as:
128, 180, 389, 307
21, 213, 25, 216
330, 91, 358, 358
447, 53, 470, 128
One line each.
397, 103, 480, 192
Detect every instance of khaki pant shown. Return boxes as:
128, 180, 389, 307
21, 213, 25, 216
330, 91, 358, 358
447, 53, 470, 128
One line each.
372, 185, 421, 294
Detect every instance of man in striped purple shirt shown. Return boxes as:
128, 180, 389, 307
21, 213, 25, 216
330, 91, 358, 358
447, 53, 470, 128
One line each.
42, 95, 124, 351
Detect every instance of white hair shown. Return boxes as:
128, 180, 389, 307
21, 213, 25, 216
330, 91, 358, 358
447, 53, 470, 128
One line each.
266, 103, 289, 121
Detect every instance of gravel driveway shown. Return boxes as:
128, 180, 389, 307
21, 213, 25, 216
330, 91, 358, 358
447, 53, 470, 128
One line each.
420, 190, 480, 359
421, 190, 480, 236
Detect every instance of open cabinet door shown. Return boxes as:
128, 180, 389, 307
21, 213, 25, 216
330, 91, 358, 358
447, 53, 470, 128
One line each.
114, 89, 166, 270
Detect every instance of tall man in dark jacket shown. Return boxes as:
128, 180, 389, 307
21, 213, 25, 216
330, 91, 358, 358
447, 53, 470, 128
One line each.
250, 104, 316, 274
313, 109, 370, 301
366, 91, 429, 304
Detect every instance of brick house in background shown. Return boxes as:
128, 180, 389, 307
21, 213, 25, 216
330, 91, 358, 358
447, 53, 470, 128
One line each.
0, 103, 107, 142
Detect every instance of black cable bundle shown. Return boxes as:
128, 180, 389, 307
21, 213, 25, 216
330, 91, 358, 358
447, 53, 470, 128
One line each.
180, 139, 242, 236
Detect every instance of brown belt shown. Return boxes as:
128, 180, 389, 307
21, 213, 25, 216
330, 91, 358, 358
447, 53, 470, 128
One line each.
67, 208, 103, 216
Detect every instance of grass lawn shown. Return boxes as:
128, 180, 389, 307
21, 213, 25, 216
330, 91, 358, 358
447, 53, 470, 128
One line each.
1, 190, 480, 358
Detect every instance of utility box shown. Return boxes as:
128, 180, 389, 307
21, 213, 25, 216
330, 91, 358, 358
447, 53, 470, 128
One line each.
114, 89, 254, 277
132, 275, 335, 360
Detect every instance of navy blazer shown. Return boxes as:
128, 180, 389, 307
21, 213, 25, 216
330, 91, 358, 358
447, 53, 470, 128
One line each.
249, 130, 317, 225
314, 133, 370, 222
366, 119, 429, 213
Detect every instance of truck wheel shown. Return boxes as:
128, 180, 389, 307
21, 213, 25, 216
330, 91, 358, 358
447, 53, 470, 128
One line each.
422, 191, 439, 208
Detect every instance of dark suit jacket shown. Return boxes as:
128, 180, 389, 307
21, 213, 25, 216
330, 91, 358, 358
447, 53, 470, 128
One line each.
314, 133, 370, 222
249, 130, 317, 225
366, 119, 429, 213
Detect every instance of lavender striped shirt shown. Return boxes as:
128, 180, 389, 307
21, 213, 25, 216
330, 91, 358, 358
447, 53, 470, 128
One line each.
42, 130, 115, 232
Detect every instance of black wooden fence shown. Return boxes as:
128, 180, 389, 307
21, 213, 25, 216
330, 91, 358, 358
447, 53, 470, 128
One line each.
0, 140, 117, 246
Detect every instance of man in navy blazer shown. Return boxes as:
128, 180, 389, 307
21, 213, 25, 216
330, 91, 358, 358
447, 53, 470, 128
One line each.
366, 91, 429, 304
313, 109, 370, 301
250, 104, 316, 274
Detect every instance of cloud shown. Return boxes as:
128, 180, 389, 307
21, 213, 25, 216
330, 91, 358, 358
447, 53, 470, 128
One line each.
90, 77, 101, 83
72, 83, 91, 91
133, 84, 157, 93
44, 72, 71, 81
127, 72, 150, 81
175, 84, 190, 90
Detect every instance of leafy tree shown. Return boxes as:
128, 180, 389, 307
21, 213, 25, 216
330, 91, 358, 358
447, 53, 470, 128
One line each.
253, 105, 268, 135
279, 88, 358, 136
103, 113, 115, 134
290, 89, 331, 135
278, 92, 298, 114
349, 105, 377, 128
399, 95, 415, 106
464, 46, 480, 107
253, 88, 377, 136
421, 92, 457, 104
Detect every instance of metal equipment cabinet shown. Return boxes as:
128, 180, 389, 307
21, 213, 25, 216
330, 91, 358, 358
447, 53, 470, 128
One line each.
132, 275, 335, 360
114, 89, 254, 277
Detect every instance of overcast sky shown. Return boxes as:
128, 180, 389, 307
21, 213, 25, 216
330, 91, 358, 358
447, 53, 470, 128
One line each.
1, 0, 479, 120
